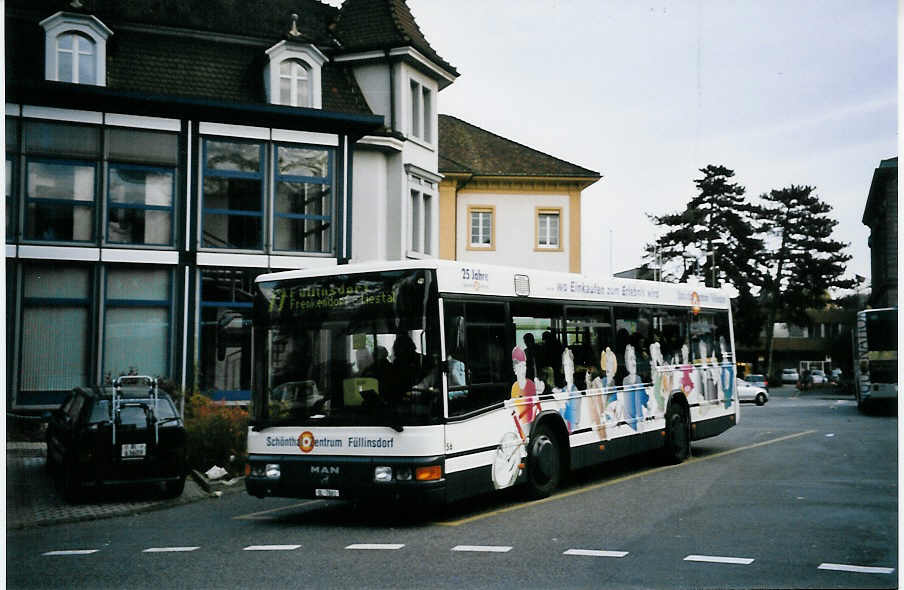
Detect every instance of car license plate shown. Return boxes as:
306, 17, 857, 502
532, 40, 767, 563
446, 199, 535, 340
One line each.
121, 443, 146, 458
315, 488, 340, 498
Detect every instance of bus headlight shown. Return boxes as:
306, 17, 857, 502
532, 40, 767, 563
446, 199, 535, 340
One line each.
374, 466, 392, 482
396, 467, 413, 481
265, 464, 281, 479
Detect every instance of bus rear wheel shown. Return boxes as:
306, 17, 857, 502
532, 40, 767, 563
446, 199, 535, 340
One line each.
526, 423, 561, 499
662, 404, 690, 464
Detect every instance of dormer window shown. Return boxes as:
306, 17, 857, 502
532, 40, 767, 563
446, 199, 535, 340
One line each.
58, 32, 96, 84
265, 41, 326, 109
280, 59, 311, 107
40, 11, 112, 86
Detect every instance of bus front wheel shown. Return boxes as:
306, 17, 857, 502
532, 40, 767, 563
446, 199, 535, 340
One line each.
662, 404, 690, 464
526, 423, 561, 499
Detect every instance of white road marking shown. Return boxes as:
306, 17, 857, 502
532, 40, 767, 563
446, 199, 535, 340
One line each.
346, 544, 405, 550
451, 545, 512, 553
564, 549, 629, 558
684, 554, 754, 565
242, 545, 301, 551
43, 550, 99, 556
142, 547, 200, 553
818, 563, 895, 574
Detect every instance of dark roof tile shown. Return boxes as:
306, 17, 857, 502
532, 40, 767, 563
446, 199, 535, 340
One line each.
438, 114, 600, 179
332, 0, 457, 76
6, 2, 374, 116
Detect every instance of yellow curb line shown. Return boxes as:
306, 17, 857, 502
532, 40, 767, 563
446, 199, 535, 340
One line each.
437, 429, 817, 527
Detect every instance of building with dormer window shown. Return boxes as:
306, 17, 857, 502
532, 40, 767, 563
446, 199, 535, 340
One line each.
5, 0, 457, 410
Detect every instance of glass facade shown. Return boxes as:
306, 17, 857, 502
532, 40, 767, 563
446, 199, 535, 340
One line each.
103, 267, 172, 383
20, 264, 92, 397
7, 114, 345, 409
199, 268, 261, 402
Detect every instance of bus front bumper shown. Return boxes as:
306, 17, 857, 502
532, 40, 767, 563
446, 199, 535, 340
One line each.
245, 453, 447, 505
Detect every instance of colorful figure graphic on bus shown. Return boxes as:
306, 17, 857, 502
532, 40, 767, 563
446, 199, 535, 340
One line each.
510, 346, 539, 428
620, 344, 649, 431
679, 343, 694, 397
648, 340, 666, 414
491, 411, 527, 490
587, 347, 616, 439
554, 348, 581, 432
719, 336, 735, 408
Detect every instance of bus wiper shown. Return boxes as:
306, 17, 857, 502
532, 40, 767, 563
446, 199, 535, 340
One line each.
381, 405, 404, 433
251, 419, 271, 432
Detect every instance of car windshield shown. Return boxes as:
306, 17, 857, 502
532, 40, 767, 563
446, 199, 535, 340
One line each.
747, 374, 765, 380
252, 269, 442, 428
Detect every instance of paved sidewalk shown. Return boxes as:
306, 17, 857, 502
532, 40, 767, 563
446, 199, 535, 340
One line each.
6, 442, 242, 530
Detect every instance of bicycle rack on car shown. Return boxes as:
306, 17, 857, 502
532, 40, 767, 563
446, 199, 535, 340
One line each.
111, 375, 160, 447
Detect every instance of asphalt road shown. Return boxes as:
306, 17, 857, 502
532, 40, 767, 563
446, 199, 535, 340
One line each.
6, 386, 898, 589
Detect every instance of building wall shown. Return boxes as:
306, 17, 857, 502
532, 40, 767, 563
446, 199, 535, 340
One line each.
453, 184, 581, 272
350, 149, 390, 262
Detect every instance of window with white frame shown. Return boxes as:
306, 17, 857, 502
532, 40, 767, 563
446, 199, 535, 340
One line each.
40, 11, 112, 86
264, 41, 326, 109
536, 207, 561, 250
409, 79, 433, 143
468, 206, 494, 250
18, 120, 178, 245
409, 187, 433, 256
407, 170, 438, 257
279, 59, 311, 107
200, 136, 336, 253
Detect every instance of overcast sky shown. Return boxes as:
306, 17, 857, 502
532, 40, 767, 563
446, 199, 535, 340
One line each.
330, 0, 898, 285
408, 0, 899, 284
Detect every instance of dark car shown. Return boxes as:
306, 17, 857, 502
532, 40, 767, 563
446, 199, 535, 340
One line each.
46, 377, 187, 501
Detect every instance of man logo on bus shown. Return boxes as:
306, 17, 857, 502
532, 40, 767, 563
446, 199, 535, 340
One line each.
298, 431, 315, 453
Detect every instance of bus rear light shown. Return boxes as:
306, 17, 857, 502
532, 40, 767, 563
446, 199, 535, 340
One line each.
415, 465, 442, 481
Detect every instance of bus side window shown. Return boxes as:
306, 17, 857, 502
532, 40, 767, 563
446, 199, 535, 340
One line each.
511, 301, 565, 393
614, 306, 653, 385
445, 301, 510, 416
444, 302, 468, 392
565, 306, 613, 389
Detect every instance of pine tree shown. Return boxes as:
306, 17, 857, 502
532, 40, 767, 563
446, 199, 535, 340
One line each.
646, 165, 764, 345
756, 185, 854, 378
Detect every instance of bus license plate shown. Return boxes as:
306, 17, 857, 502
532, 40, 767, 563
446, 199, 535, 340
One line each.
315, 488, 340, 498
121, 443, 146, 458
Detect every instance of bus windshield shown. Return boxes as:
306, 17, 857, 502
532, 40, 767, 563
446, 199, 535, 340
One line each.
865, 309, 897, 352
252, 269, 442, 429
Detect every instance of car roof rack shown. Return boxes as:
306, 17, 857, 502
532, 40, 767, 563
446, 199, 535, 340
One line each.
111, 376, 159, 447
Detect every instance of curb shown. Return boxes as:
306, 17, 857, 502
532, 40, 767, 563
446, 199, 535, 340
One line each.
190, 469, 246, 496
7, 445, 246, 530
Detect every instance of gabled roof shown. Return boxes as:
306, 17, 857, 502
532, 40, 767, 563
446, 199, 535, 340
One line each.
332, 0, 457, 77
5, 0, 398, 117
438, 114, 601, 181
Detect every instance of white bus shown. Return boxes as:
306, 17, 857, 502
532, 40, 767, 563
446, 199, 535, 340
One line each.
245, 260, 738, 504
853, 307, 898, 410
